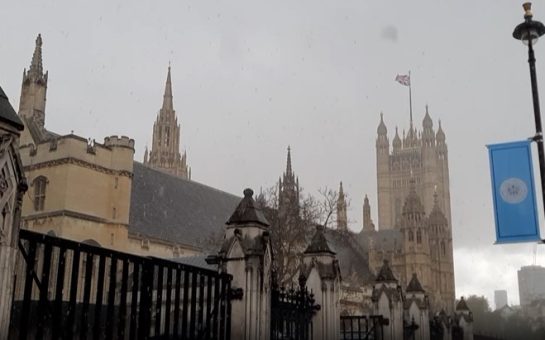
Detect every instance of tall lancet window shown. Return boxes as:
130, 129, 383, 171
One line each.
416, 229, 422, 244
33, 176, 48, 211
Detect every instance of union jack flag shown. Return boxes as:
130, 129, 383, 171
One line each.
395, 74, 410, 86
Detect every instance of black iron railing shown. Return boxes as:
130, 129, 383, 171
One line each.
340, 315, 386, 340
270, 285, 320, 340
9, 229, 233, 340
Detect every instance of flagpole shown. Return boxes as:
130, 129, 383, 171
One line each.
409, 70, 413, 128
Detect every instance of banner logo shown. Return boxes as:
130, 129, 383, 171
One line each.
500, 177, 528, 204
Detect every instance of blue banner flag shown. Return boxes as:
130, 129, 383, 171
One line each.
487, 140, 541, 243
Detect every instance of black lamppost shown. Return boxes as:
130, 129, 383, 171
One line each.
513, 3, 545, 217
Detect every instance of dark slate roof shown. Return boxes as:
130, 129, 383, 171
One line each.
0, 86, 23, 130
324, 229, 373, 284
375, 260, 397, 282
406, 273, 425, 292
358, 229, 403, 253
304, 225, 335, 255
456, 297, 470, 311
129, 162, 241, 250
226, 188, 269, 227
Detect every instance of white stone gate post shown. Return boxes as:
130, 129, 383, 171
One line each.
0, 86, 27, 337
213, 189, 272, 340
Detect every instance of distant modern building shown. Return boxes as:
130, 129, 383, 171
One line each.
494, 290, 508, 310
518, 265, 545, 307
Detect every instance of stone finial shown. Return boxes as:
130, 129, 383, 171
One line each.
304, 224, 335, 255
456, 297, 470, 311
375, 259, 397, 282
226, 188, 270, 227
406, 273, 425, 293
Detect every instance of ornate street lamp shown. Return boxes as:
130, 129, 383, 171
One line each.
513, 3, 545, 216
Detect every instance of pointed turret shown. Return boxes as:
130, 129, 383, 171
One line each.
376, 113, 389, 152
286, 145, 293, 175
422, 105, 435, 147
377, 112, 387, 136
362, 194, 375, 232
337, 182, 348, 231
393, 126, 402, 151
436, 120, 446, 144
19, 34, 48, 130
422, 105, 433, 129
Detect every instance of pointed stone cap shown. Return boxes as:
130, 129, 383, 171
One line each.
436, 120, 445, 142
304, 224, 336, 255
456, 297, 470, 311
393, 127, 401, 148
0, 86, 24, 131
375, 259, 397, 283
377, 113, 387, 135
429, 191, 448, 226
406, 273, 425, 293
402, 179, 425, 216
226, 188, 270, 227
422, 105, 433, 129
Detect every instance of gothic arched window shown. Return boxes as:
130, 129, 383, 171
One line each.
416, 229, 422, 244
441, 241, 446, 256
408, 230, 414, 242
33, 176, 48, 211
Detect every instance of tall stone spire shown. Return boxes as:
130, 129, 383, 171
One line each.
19, 34, 48, 129
144, 65, 191, 180
337, 181, 348, 231
286, 145, 293, 175
278, 146, 300, 219
162, 65, 174, 111
29, 34, 44, 80
362, 194, 375, 232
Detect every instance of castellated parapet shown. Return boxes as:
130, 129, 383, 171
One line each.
104, 135, 135, 149
20, 133, 134, 174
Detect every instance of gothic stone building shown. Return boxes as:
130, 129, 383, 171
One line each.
359, 111, 455, 314
143, 66, 191, 180
17, 34, 238, 258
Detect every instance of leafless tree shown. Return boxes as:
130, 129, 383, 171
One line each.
257, 185, 340, 286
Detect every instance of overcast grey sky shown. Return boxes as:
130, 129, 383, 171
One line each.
2, 0, 544, 306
